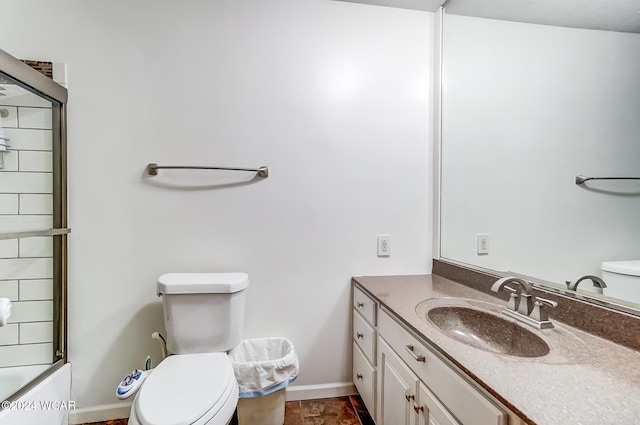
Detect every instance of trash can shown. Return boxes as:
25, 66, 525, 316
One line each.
228, 337, 299, 425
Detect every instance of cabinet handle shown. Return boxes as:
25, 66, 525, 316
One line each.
405, 394, 415, 402
413, 405, 424, 414
356, 302, 364, 308
356, 373, 363, 380
405, 344, 426, 363
356, 332, 364, 339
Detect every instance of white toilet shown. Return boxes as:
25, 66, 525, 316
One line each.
601, 261, 640, 305
127, 272, 249, 425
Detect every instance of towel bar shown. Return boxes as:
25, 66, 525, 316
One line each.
0, 228, 71, 241
147, 163, 269, 178
575, 175, 640, 185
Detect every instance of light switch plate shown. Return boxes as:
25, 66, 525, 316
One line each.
477, 234, 489, 255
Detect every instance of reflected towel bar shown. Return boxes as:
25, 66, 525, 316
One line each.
147, 163, 269, 178
575, 175, 640, 185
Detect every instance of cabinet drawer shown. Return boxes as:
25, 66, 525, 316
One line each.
379, 309, 506, 425
353, 342, 376, 419
354, 286, 377, 326
353, 310, 376, 364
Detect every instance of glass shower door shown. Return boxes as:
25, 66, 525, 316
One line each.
0, 54, 68, 401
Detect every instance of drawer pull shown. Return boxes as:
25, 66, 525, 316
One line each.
356, 373, 363, 380
413, 405, 425, 414
356, 332, 364, 339
405, 344, 426, 363
405, 394, 415, 402
356, 302, 365, 308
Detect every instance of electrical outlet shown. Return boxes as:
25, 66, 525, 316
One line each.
477, 234, 489, 255
378, 235, 390, 257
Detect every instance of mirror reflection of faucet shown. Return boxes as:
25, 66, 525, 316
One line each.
565, 275, 607, 295
491, 277, 557, 329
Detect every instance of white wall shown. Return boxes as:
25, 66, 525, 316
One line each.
0, 0, 433, 412
441, 14, 640, 285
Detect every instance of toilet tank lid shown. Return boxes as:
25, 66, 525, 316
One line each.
601, 261, 640, 277
157, 273, 249, 295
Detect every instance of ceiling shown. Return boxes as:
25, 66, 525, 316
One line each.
334, 0, 640, 34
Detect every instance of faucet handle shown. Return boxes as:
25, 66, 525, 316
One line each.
503, 286, 520, 311
530, 297, 558, 324
534, 297, 558, 308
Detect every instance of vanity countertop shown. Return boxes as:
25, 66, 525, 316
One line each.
353, 274, 640, 425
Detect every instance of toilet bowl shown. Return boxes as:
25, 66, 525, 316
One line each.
127, 353, 238, 425
601, 260, 640, 305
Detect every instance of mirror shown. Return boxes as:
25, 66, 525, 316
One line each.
439, 1, 640, 313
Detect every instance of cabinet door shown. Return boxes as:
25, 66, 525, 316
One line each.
416, 382, 460, 425
378, 338, 419, 425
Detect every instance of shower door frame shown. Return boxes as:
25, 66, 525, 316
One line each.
0, 48, 69, 401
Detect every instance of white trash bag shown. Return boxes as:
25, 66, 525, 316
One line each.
228, 337, 299, 398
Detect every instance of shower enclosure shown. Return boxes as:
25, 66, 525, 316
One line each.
0, 48, 68, 405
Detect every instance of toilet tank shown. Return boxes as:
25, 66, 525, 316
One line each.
157, 273, 249, 354
601, 261, 640, 305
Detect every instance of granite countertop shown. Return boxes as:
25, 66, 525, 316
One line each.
353, 274, 640, 425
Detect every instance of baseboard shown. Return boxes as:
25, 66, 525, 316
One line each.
67, 383, 357, 423
285, 382, 357, 401
68, 402, 132, 425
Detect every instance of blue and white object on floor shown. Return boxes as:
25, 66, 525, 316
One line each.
116, 369, 151, 400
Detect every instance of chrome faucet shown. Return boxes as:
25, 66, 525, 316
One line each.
566, 275, 607, 294
491, 277, 534, 316
491, 276, 556, 329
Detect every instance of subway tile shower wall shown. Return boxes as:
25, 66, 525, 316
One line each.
0, 93, 55, 368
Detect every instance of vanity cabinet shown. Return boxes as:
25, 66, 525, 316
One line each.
353, 286, 378, 421
378, 337, 459, 425
378, 308, 507, 425
353, 284, 512, 425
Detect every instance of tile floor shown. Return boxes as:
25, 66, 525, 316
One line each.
82, 395, 374, 425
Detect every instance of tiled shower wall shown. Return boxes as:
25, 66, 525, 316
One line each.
0, 86, 55, 367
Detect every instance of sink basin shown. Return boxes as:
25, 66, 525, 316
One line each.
425, 305, 550, 358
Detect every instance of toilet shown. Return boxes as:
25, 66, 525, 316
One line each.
601, 261, 640, 305
127, 272, 249, 425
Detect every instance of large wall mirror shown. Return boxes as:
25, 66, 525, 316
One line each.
440, 1, 640, 314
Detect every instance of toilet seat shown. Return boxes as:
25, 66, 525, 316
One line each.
131, 353, 238, 425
